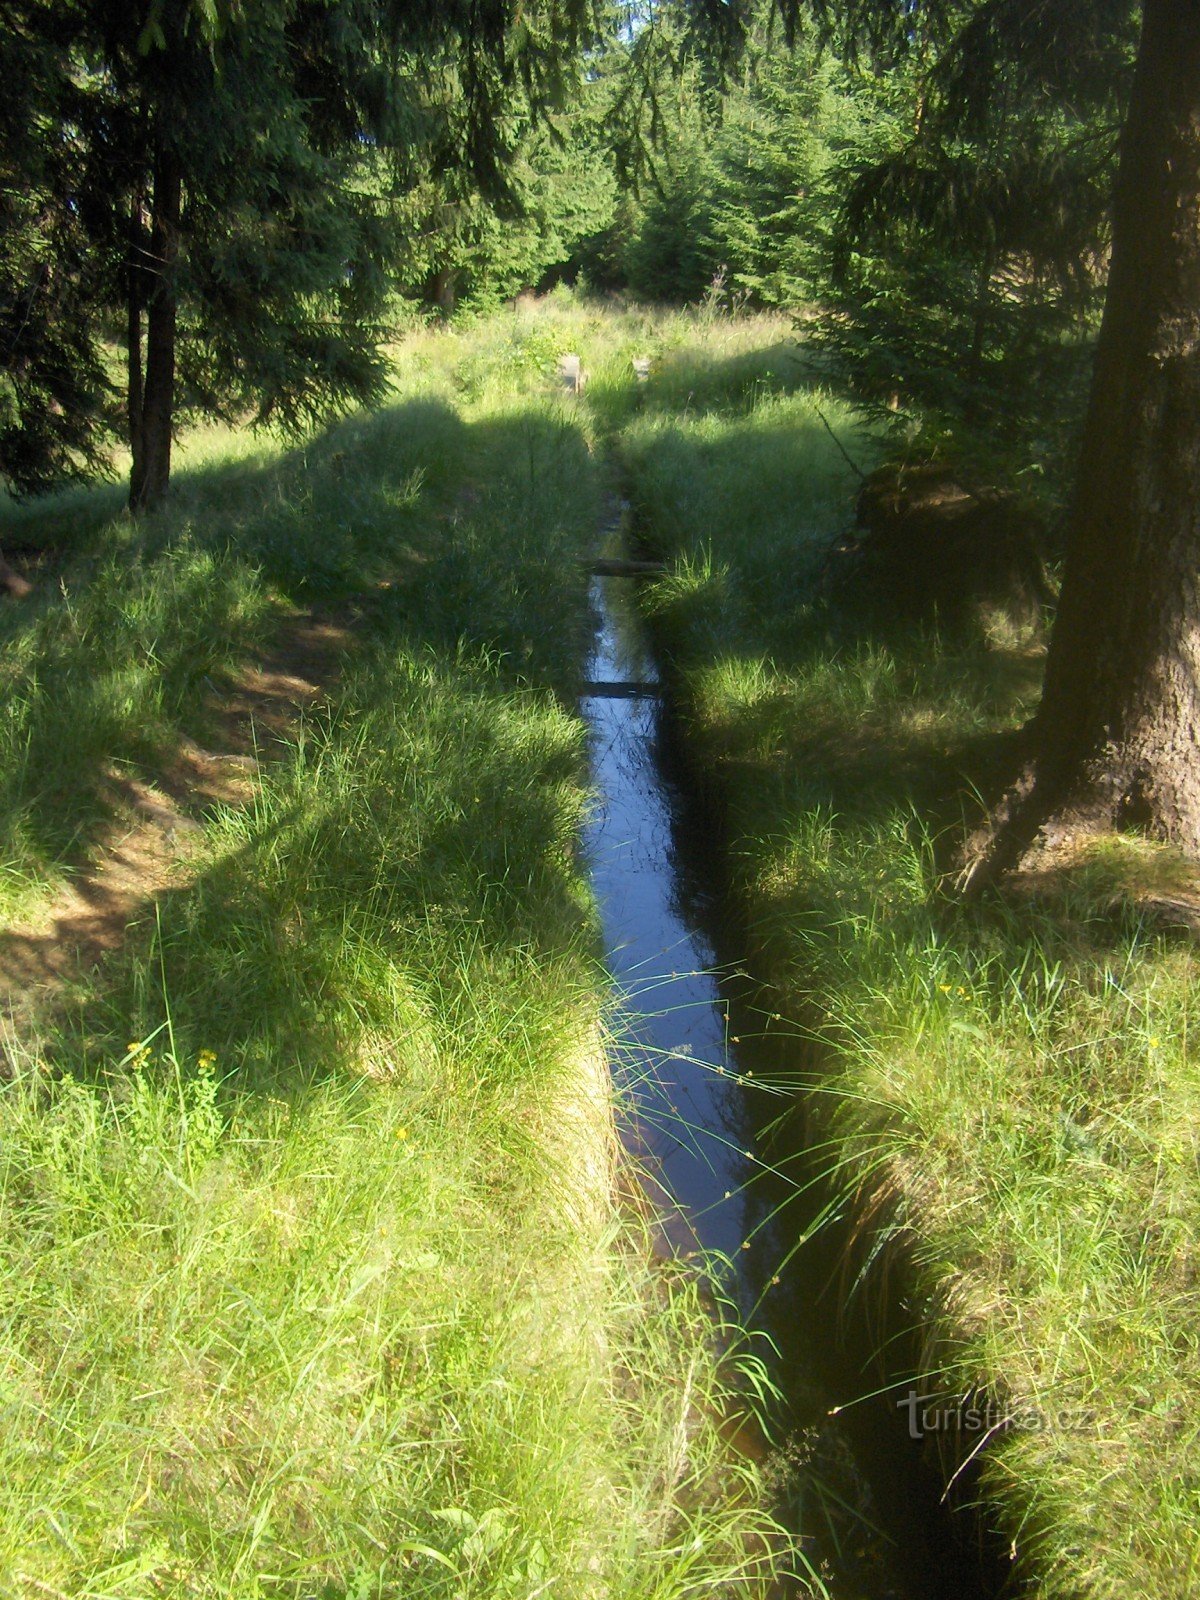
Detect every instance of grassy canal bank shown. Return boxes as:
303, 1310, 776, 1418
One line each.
613, 311, 1200, 1597
0, 315, 788, 1596
4, 291, 1197, 1599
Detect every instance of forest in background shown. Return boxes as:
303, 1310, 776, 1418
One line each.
315, 0, 1125, 513
545, 4, 1122, 510
3, 0, 1133, 513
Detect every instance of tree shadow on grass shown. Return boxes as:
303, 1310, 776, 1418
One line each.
0, 393, 597, 896
70, 649, 590, 1106
622, 351, 1190, 990
588, 333, 826, 434
6, 392, 603, 1109
619, 334, 1066, 875
640, 336, 831, 418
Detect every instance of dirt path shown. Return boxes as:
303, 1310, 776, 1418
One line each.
0, 607, 355, 1029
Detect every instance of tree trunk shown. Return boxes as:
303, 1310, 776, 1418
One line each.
981, 0, 1200, 870
127, 191, 146, 492
427, 267, 458, 316
129, 142, 180, 514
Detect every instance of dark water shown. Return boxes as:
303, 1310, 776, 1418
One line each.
580, 571, 1004, 1600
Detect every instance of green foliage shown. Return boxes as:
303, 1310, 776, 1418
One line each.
782, 2, 1131, 488
0, 14, 118, 492
0, 0, 604, 499
1, 0, 1141, 505
625, 153, 717, 303
809, 63, 1122, 490
391, 93, 618, 314
591, 0, 1133, 494
598, 18, 724, 304
588, 8, 872, 308
701, 48, 841, 308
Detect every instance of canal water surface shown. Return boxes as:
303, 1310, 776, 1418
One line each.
580, 566, 1001, 1600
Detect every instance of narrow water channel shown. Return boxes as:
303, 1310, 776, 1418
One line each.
580, 566, 1003, 1600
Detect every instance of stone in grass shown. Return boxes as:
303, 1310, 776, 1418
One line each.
0, 554, 32, 598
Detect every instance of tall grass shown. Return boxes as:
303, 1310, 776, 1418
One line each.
615, 306, 1200, 1598
0, 308, 793, 1597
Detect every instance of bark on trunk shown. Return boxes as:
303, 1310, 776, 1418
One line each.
129, 143, 180, 515
127, 192, 146, 491
984, 0, 1200, 868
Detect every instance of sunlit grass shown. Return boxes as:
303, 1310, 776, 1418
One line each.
618, 310, 1200, 1598
0, 302, 795, 1598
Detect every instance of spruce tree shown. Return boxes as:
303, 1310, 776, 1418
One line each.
1, 8, 115, 495
390, 78, 617, 314
756, 0, 1200, 864
1, 0, 597, 510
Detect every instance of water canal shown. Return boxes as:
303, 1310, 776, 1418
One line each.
580, 560, 1003, 1600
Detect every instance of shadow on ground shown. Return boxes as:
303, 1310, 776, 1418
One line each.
0, 391, 602, 1114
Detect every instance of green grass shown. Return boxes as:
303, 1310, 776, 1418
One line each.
613, 308, 1200, 1599
0, 332, 604, 920
0, 311, 792, 1597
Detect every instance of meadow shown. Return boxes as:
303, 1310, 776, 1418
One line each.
0, 305, 790, 1599
4, 291, 1198, 1600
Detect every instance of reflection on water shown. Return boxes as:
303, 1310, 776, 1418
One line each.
582, 576, 749, 1260
580, 571, 999, 1600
